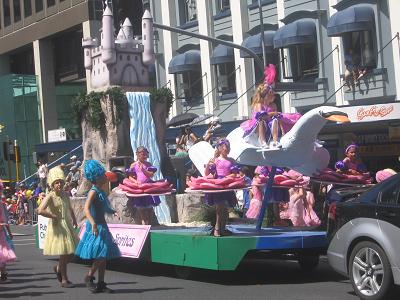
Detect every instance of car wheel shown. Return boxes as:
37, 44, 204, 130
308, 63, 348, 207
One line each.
349, 241, 393, 300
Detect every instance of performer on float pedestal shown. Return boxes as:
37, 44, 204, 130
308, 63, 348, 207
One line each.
204, 139, 239, 237
126, 146, 161, 225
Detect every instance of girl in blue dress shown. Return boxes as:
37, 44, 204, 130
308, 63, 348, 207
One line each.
75, 160, 121, 293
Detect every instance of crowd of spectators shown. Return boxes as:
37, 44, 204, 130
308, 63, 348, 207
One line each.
343, 48, 369, 91
175, 117, 222, 157
0, 155, 83, 225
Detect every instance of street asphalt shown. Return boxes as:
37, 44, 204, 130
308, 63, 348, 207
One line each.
0, 225, 360, 300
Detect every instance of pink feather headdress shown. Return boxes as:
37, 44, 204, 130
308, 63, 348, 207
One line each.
263, 64, 277, 94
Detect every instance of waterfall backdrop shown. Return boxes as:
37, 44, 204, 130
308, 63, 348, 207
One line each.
126, 92, 171, 223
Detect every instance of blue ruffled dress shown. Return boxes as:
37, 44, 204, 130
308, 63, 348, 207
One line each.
75, 186, 121, 260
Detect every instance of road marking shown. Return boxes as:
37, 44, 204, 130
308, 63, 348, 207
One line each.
12, 238, 35, 241
11, 233, 33, 237
13, 243, 36, 246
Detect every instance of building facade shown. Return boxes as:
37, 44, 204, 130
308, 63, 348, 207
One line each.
1, 0, 400, 176
148, 0, 400, 171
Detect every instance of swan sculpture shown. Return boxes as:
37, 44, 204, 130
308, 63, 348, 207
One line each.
226, 106, 350, 176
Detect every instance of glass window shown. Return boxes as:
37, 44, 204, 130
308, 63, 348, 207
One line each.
175, 71, 203, 103
35, 0, 43, 12
215, 63, 236, 95
88, 0, 103, 20
110, 0, 143, 35
342, 30, 377, 70
283, 43, 318, 81
54, 30, 85, 83
179, 0, 197, 25
253, 51, 280, 84
3, 0, 11, 27
13, 0, 21, 22
47, 0, 55, 7
380, 184, 400, 205
10, 48, 35, 74
216, 0, 229, 12
24, 0, 32, 17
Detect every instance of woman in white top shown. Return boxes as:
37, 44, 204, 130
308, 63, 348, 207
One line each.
178, 125, 199, 151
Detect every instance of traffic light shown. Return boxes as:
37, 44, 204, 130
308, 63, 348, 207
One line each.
2, 140, 21, 162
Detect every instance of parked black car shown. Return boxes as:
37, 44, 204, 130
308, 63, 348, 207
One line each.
327, 174, 400, 300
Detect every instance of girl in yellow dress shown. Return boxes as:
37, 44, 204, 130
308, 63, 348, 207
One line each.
37, 166, 79, 288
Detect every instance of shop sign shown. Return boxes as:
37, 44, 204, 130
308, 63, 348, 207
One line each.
48, 128, 67, 142
341, 103, 400, 123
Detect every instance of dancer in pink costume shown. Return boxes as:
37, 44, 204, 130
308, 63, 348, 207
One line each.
280, 171, 321, 227
340, 144, 368, 175
240, 64, 301, 148
126, 146, 160, 225
0, 181, 16, 282
375, 169, 397, 183
205, 139, 238, 237
246, 166, 268, 219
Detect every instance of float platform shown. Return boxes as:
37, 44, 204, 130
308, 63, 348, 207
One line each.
149, 224, 327, 271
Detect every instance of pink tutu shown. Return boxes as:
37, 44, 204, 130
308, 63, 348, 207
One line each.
280, 190, 320, 227
0, 229, 16, 265
246, 199, 262, 219
278, 113, 302, 134
240, 107, 302, 146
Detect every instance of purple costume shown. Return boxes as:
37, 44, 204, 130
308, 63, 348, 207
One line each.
204, 158, 237, 207
127, 161, 161, 209
343, 159, 368, 173
240, 105, 301, 145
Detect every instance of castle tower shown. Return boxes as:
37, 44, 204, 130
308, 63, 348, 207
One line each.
101, 6, 116, 64
116, 18, 137, 46
142, 9, 155, 66
121, 18, 134, 40
82, 38, 98, 69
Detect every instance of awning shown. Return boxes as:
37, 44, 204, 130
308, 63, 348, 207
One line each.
210, 44, 234, 65
327, 5, 375, 37
168, 50, 201, 74
273, 20, 316, 48
35, 139, 82, 154
240, 31, 275, 58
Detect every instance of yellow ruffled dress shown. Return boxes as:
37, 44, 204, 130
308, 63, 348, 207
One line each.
43, 191, 79, 255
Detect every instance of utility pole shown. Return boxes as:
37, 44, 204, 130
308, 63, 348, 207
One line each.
258, 0, 267, 67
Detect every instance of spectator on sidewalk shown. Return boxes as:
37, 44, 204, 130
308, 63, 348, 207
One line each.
37, 160, 48, 191
203, 117, 221, 143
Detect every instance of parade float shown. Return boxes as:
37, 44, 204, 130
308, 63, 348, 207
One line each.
37, 7, 361, 277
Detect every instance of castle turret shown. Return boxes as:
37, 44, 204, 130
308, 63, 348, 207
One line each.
142, 10, 155, 66
101, 6, 116, 64
116, 18, 137, 46
82, 38, 98, 69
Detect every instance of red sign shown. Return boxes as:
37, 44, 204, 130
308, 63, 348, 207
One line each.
341, 103, 400, 123
356, 105, 394, 121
